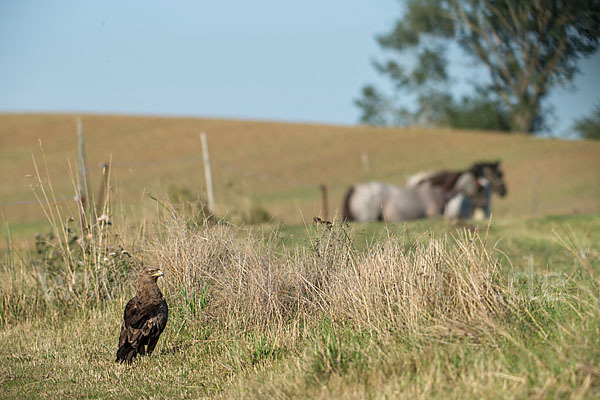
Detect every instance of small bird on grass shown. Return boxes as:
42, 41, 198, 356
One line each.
116, 267, 168, 363
313, 216, 333, 230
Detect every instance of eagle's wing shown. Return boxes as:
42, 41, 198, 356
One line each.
118, 297, 142, 350
119, 298, 167, 347
145, 300, 168, 354
116, 296, 144, 362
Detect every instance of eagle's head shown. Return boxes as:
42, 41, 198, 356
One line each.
138, 266, 164, 284
136, 267, 165, 298
146, 266, 164, 280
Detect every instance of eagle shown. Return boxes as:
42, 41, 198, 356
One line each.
116, 266, 168, 363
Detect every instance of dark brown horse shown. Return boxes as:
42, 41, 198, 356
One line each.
410, 161, 507, 197
408, 161, 507, 219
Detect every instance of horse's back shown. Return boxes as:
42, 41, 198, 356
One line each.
406, 171, 434, 187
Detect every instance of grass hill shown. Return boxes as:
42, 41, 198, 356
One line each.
1, 114, 599, 243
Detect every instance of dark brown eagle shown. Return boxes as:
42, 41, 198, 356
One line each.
116, 267, 168, 363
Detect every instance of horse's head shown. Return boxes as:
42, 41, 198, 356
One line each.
470, 161, 507, 197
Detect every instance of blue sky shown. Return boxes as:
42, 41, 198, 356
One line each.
1, 1, 598, 136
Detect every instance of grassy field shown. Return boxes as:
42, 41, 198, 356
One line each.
1, 114, 599, 398
1, 211, 599, 399
1, 113, 599, 244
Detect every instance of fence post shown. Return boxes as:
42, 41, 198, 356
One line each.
77, 117, 92, 231
320, 184, 329, 221
531, 170, 537, 216
96, 162, 109, 218
361, 152, 370, 180
200, 132, 215, 216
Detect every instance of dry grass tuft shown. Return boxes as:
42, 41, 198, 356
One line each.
147, 211, 510, 339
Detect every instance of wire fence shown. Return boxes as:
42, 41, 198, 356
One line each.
0, 153, 341, 208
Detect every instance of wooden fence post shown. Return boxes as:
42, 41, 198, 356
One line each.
320, 184, 329, 221
77, 117, 92, 231
96, 162, 109, 218
200, 132, 215, 216
361, 153, 370, 179
531, 171, 538, 216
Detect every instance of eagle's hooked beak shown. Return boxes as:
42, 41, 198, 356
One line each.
151, 269, 164, 278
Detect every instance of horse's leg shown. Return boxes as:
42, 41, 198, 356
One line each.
444, 194, 463, 218
473, 179, 492, 220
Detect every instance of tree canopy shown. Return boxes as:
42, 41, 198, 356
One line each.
357, 0, 600, 133
573, 104, 600, 140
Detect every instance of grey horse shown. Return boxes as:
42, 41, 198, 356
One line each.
342, 171, 479, 222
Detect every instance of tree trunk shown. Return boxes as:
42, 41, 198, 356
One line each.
510, 98, 540, 133
511, 112, 534, 133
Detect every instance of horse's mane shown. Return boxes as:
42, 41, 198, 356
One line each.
421, 170, 462, 192
469, 161, 500, 177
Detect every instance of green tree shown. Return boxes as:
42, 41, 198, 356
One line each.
573, 104, 600, 140
357, 0, 600, 133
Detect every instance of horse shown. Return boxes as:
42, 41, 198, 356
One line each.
443, 177, 491, 220
342, 170, 481, 222
407, 161, 507, 220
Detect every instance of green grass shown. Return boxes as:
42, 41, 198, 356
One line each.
1, 213, 599, 399
272, 214, 599, 273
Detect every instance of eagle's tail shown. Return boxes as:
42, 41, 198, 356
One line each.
116, 342, 137, 363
